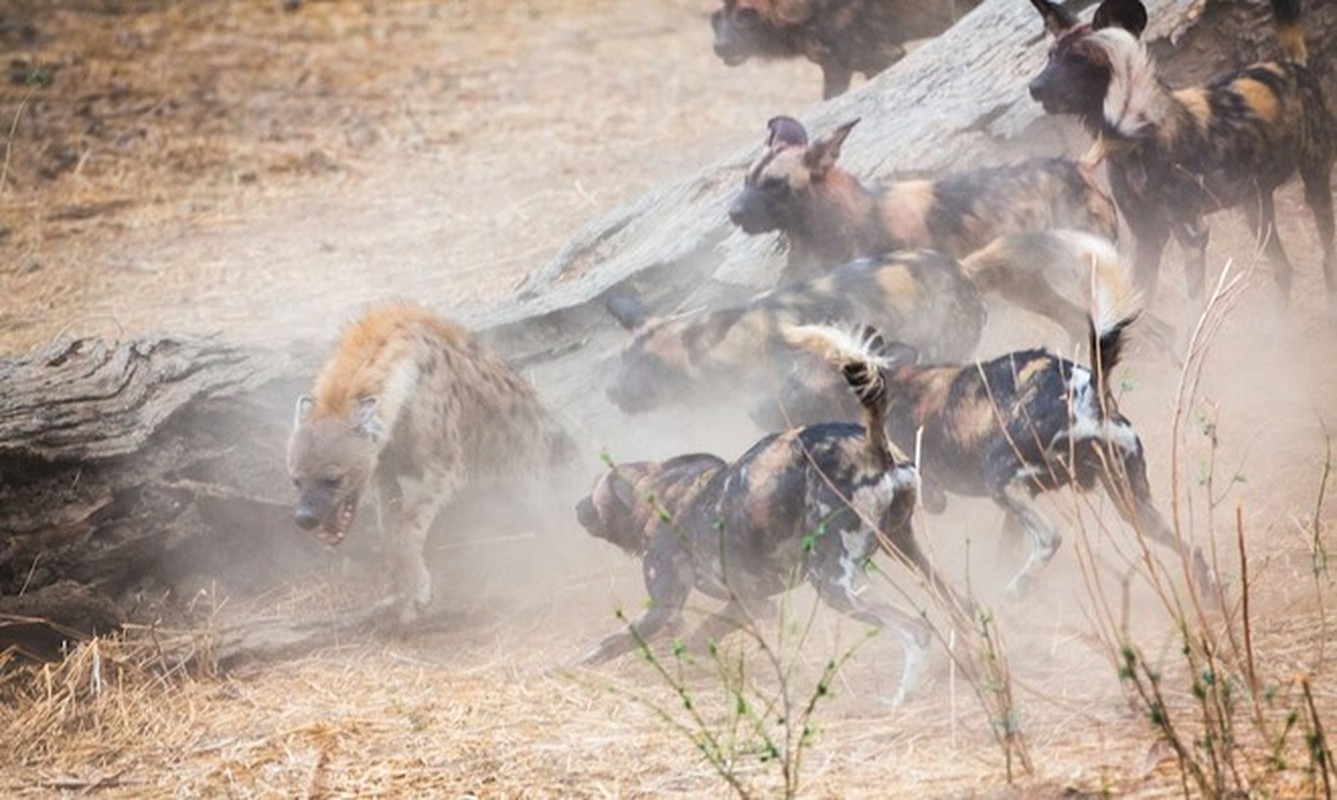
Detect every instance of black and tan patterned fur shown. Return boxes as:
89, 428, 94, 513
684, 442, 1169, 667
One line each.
1027, 0, 1335, 303
711, 0, 980, 99
577, 327, 963, 706
729, 116, 1120, 285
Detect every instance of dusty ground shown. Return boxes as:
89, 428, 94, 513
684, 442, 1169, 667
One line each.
3, 0, 1337, 797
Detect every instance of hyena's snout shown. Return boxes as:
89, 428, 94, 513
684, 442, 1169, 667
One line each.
293, 503, 321, 532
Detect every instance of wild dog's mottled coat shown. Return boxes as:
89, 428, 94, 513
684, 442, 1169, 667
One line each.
782, 272, 1212, 601
1027, 0, 1335, 302
578, 326, 962, 705
604, 248, 985, 414
287, 302, 573, 623
710, 0, 980, 99
729, 117, 1120, 285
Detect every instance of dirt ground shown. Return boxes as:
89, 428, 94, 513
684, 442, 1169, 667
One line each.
3, 0, 1337, 797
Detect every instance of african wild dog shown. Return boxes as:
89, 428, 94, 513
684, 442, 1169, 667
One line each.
711, 0, 980, 99
782, 271, 1214, 602
1027, 0, 1335, 303
729, 116, 1120, 285
287, 302, 574, 624
604, 248, 986, 414
577, 326, 966, 706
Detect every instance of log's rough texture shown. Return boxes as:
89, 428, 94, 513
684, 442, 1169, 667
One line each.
1, 0, 1332, 665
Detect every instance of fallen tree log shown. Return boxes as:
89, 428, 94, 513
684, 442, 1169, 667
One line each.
1, 0, 1331, 667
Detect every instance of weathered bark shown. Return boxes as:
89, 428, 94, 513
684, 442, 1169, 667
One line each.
1, 0, 1331, 666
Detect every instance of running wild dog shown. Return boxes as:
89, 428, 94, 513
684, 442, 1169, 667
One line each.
287, 302, 574, 624
1027, 0, 1335, 303
577, 325, 965, 706
729, 116, 1120, 285
710, 0, 980, 99
604, 248, 986, 414
783, 272, 1214, 602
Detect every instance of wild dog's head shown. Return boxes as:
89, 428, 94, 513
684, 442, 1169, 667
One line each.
710, 0, 813, 66
576, 455, 725, 555
604, 290, 745, 414
286, 395, 385, 547
728, 117, 857, 235
1027, 0, 1148, 125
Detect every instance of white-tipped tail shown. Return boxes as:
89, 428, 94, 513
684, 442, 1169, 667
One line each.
782, 322, 895, 466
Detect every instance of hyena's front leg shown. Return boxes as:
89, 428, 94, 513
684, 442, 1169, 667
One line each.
386, 464, 464, 625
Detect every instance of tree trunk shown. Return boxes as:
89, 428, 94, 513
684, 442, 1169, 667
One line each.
1, 0, 1331, 666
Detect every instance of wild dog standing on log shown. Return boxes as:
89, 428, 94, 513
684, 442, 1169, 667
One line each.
1027, 0, 1335, 304
286, 302, 574, 624
783, 272, 1215, 602
578, 325, 966, 706
604, 248, 985, 414
710, 0, 980, 99
729, 116, 1120, 285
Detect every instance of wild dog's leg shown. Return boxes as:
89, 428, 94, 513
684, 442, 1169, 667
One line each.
1128, 218, 1172, 304
1299, 161, 1336, 295
1172, 217, 1210, 304
821, 62, 854, 100
581, 534, 692, 665
388, 464, 463, 624
809, 549, 932, 707
993, 479, 1062, 600
1243, 190, 1295, 299
682, 596, 777, 655
1094, 430, 1215, 604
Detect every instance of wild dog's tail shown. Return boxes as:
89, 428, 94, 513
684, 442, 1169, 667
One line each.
781, 323, 897, 468
1086, 234, 1141, 398
960, 230, 1135, 347
1273, 0, 1308, 66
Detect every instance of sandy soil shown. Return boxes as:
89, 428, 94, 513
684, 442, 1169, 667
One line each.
2, 0, 1337, 797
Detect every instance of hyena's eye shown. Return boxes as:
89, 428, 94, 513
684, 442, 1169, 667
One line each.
320, 476, 342, 490
291, 477, 301, 489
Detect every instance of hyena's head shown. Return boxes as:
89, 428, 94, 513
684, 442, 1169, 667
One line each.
576, 455, 725, 555
286, 395, 384, 547
728, 117, 857, 235
710, 0, 811, 66
604, 292, 745, 414
1027, 0, 1148, 124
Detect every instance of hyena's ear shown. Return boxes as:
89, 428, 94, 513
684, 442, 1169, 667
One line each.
803, 118, 859, 178
606, 288, 652, 332
1091, 0, 1147, 37
882, 341, 920, 369
293, 395, 315, 428
766, 115, 809, 148
353, 396, 386, 443
1028, 0, 1079, 36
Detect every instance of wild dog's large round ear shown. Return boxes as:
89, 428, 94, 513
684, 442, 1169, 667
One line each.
766, 115, 809, 148
803, 118, 859, 177
1092, 0, 1146, 36
605, 287, 652, 332
353, 396, 385, 442
292, 395, 315, 429
1028, 0, 1079, 36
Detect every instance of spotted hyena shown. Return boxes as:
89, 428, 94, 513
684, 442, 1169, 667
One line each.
287, 301, 574, 624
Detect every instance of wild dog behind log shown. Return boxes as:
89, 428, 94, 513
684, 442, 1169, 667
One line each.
782, 269, 1214, 602
1027, 0, 1335, 303
710, 0, 981, 99
577, 326, 965, 706
604, 248, 985, 414
729, 116, 1120, 285
286, 301, 574, 624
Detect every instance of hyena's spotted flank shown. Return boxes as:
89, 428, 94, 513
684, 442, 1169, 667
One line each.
287, 301, 574, 624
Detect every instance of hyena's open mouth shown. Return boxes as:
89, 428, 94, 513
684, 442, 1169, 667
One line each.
318, 495, 358, 547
